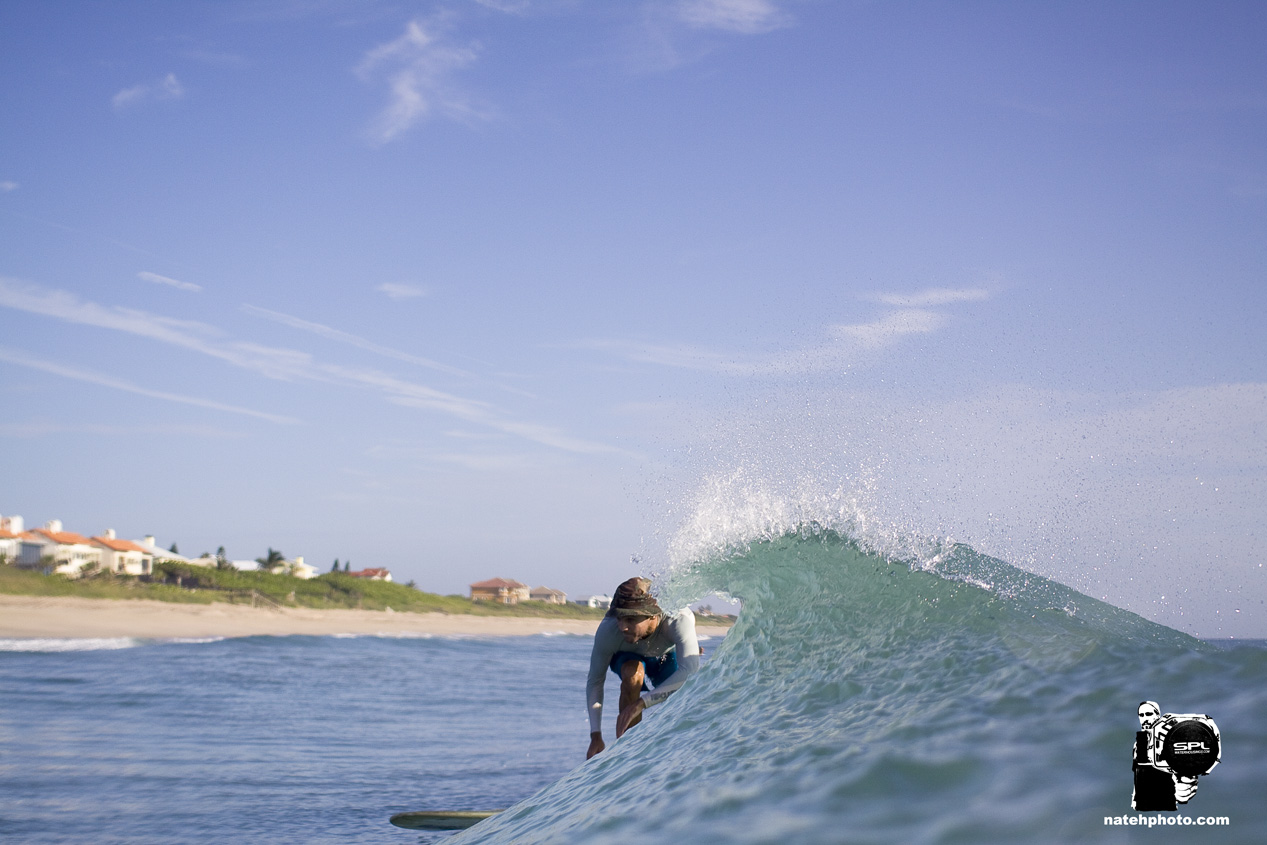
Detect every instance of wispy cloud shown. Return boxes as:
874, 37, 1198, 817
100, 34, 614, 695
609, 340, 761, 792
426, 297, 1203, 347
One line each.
376, 282, 427, 300
138, 271, 202, 292
112, 73, 185, 110
242, 304, 470, 377
0, 346, 298, 424
831, 308, 945, 349
356, 19, 486, 144
0, 276, 315, 380
630, 0, 792, 73
867, 288, 991, 308
0, 277, 611, 453
0, 181, 17, 193
584, 308, 949, 375
675, 0, 791, 34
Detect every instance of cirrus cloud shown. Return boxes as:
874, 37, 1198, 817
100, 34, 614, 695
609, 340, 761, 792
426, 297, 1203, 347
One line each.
112, 73, 185, 110
356, 20, 487, 145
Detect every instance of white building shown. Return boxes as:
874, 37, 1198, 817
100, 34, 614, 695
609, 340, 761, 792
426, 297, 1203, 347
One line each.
287, 556, 318, 580
577, 594, 613, 609
91, 529, 154, 576
139, 535, 192, 564
0, 514, 24, 563
18, 520, 104, 578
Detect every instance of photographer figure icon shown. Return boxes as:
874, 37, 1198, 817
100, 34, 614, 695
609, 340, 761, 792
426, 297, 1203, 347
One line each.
1132, 701, 1220, 811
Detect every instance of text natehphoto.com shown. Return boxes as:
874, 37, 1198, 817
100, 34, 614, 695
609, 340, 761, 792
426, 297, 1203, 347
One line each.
1105, 815, 1230, 827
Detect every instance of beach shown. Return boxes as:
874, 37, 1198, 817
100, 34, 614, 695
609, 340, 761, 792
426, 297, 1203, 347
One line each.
0, 594, 732, 640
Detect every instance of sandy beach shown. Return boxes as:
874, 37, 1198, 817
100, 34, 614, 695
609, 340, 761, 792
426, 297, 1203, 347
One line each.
0, 595, 732, 640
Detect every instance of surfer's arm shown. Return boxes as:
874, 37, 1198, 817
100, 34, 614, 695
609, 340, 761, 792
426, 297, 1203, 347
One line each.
640, 610, 701, 708
587, 620, 620, 734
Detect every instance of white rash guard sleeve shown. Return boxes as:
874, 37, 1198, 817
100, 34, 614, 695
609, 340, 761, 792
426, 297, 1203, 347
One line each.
586, 610, 701, 734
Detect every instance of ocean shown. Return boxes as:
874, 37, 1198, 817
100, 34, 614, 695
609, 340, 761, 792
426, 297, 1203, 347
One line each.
2, 532, 1265, 844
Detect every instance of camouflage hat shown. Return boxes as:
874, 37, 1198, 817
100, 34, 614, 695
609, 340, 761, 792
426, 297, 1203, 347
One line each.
609, 577, 662, 618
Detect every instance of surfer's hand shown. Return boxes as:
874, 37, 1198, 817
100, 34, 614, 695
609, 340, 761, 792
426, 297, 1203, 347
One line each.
587, 734, 605, 759
616, 699, 645, 737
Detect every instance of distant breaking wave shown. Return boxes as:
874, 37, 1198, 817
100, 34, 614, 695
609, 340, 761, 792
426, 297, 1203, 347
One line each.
0, 637, 226, 652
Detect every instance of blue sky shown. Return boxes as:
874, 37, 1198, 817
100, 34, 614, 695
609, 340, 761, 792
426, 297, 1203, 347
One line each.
1, 1, 1264, 635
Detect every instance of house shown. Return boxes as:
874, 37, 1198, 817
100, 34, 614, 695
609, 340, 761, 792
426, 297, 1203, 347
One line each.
139, 535, 192, 564
576, 594, 613, 610
91, 529, 154, 576
0, 527, 21, 564
0, 514, 24, 563
288, 556, 319, 580
529, 586, 568, 604
470, 577, 530, 604
17, 520, 104, 577
347, 567, 392, 582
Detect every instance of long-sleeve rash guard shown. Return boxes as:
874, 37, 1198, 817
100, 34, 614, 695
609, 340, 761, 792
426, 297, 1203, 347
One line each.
586, 609, 700, 734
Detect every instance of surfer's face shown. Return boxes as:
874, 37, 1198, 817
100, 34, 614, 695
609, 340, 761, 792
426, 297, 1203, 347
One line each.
1138, 705, 1160, 728
617, 614, 657, 643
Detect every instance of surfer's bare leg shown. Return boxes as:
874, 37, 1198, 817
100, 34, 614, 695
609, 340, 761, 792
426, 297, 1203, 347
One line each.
616, 660, 645, 738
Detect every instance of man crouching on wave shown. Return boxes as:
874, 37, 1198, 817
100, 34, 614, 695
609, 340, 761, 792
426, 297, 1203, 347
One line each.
586, 577, 701, 759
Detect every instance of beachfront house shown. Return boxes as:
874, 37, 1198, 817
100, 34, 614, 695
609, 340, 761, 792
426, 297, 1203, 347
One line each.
577, 594, 613, 609
17, 520, 104, 577
287, 556, 319, 580
529, 586, 568, 604
139, 535, 193, 565
91, 529, 154, 576
0, 514, 24, 563
470, 577, 530, 604
346, 567, 392, 582
0, 527, 20, 564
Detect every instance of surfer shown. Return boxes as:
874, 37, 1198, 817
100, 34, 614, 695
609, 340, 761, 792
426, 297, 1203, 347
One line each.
585, 577, 700, 759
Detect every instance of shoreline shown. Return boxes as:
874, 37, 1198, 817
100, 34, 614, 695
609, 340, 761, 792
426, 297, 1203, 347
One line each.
0, 595, 732, 640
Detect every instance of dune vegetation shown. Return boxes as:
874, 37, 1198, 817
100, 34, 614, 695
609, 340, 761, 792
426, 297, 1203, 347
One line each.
0, 560, 607, 619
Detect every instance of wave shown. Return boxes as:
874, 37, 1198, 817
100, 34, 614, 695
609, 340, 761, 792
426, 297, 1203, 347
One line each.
453, 528, 1247, 844
0, 636, 226, 652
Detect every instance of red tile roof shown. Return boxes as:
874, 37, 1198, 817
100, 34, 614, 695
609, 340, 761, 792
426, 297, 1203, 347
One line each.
348, 568, 391, 578
28, 528, 96, 546
470, 577, 529, 590
92, 536, 152, 554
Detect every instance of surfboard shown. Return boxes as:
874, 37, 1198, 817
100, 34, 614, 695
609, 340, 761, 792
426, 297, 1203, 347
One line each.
389, 810, 504, 830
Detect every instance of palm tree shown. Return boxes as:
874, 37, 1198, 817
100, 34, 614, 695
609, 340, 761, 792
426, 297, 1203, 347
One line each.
255, 548, 286, 573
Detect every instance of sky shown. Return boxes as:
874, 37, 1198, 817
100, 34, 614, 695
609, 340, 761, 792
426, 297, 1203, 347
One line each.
1, 0, 1264, 636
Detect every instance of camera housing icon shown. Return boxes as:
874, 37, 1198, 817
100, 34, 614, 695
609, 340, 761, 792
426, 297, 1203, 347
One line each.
1137, 713, 1221, 778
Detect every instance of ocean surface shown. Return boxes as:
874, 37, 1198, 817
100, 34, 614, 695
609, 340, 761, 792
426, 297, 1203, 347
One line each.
3, 533, 1265, 844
